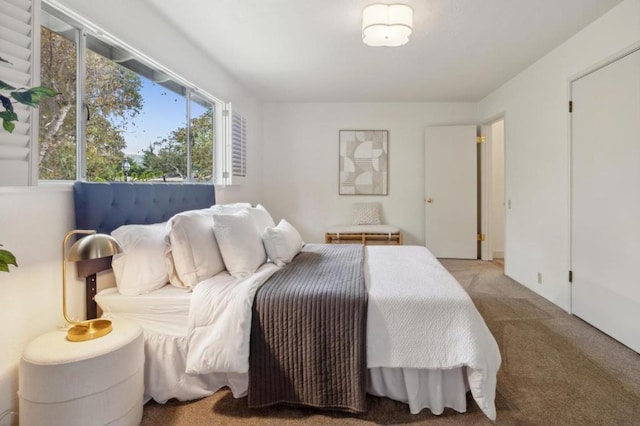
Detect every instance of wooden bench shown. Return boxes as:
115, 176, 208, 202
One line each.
325, 225, 403, 245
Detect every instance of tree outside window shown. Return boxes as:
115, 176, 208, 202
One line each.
39, 15, 217, 183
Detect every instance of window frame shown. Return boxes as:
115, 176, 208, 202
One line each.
39, 1, 228, 184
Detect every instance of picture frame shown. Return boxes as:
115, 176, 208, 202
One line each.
339, 130, 388, 195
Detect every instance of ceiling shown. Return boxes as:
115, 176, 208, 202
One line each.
143, 0, 624, 102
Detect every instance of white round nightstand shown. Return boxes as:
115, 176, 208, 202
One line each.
19, 318, 144, 426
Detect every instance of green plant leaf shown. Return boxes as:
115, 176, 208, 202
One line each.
1, 52, 57, 134
10, 87, 56, 107
0, 110, 18, 120
10, 90, 36, 107
2, 118, 15, 133
0, 248, 18, 269
1, 95, 14, 113
29, 86, 57, 97
0, 80, 16, 90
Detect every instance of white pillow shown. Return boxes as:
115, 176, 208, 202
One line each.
351, 202, 382, 225
165, 209, 225, 288
262, 219, 304, 267
247, 204, 275, 233
210, 202, 251, 213
111, 223, 169, 296
213, 210, 267, 278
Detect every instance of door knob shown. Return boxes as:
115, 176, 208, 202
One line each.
426, 197, 434, 203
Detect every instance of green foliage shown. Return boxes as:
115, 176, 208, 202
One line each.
0, 81, 56, 133
1, 55, 56, 132
39, 27, 143, 180
0, 109, 17, 132
36, 28, 214, 183
10, 86, 57, 107
142, 109, 214, 182
0, 245, 18, 273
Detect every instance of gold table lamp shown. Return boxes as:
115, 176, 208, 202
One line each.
62, 230, 122, 342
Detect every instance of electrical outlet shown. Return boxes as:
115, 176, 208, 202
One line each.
508, 200, 512, 209
537, 272, 542, 284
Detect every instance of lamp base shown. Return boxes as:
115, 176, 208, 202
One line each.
67, 319, 113, 342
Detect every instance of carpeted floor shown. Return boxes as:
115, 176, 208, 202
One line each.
141, 259, 640, 425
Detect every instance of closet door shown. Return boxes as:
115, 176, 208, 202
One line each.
571, 47, 640, 352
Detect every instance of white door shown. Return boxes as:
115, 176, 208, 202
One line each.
425, 125, 477, 259
571, 47, 640, 353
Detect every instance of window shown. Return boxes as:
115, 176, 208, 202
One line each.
38, 7, 223, 183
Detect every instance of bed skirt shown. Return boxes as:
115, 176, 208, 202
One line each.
141, 331, 470, 415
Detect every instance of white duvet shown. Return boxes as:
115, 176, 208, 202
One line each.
186, 245, 501, 420
186, 263, 280, 374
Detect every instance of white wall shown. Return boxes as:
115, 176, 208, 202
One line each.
0, 187, 73, 422
0, 1, 264, 419
491, 120, 505, 258
479, 0, 640, 310
262, 103, 479, 245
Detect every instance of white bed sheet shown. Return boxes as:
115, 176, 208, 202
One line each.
97, 285, 191, 336
98, 283, 250, 404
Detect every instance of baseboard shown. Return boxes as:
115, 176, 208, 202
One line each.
493, 250, 504, 259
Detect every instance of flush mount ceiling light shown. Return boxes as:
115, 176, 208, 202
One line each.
362, 4, 413, 47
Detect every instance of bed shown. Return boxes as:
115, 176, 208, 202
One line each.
73, 181, 501, 420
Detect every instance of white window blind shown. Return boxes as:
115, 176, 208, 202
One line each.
231, 109, 246, 178
0, 0, 36, 185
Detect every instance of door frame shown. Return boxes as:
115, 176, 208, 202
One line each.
479, 115, 506, 262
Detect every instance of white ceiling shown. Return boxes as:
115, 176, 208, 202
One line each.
143, 0, 623, 102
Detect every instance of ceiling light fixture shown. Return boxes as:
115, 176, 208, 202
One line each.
362, 4, 413, 47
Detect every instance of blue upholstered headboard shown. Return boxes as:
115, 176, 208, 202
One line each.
73, 182, 216, 234
73, 182, 215, 319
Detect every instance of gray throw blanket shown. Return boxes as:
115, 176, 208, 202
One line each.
248, 244, 368, 413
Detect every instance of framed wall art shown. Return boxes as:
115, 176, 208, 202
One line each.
339, 130, 388, 195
